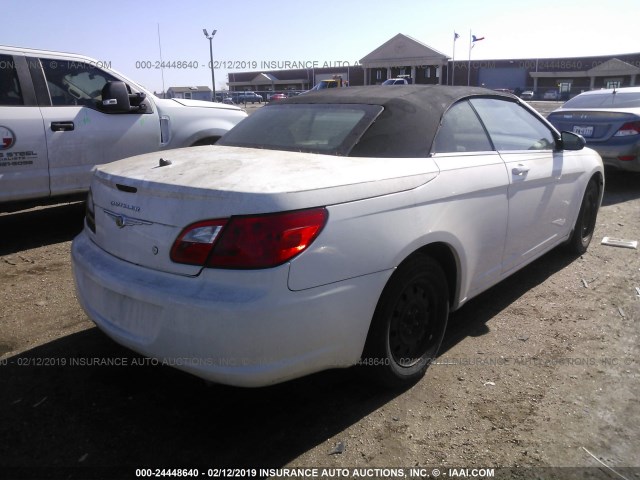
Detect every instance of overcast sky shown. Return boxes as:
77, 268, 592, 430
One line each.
4, 0, 639, 93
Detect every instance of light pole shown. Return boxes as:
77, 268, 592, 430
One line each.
203, 28, 217, 101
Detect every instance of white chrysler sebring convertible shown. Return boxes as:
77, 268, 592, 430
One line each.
72, 86, 604, 388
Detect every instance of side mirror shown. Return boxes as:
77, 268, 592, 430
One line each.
560, 131, 586, 151
101, 81, 131, 112
101, 81, 147, 113
129, 91, 147, 108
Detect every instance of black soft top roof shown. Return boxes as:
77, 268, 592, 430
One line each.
281, 85, 517, 157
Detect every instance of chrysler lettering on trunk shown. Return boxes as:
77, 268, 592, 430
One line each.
110, 200, 141, 212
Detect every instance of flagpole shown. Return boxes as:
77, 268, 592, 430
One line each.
467, 29, 472, 86
157, 23, 166, 97
451, 32, 456, 86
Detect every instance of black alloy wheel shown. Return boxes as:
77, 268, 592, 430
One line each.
362, 254, 449, 388
566, 178, 600, 254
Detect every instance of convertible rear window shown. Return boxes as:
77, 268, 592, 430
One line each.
218, 104, 383, 156
562, 91, 640, 109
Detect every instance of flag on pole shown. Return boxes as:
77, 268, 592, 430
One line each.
468, 31, 485, 85
451, 31, 460, 85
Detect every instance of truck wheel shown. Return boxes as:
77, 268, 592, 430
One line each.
361, 254, 449, 388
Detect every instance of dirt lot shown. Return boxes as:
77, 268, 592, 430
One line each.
0, 103, 639, 479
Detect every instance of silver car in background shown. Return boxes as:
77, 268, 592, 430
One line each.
547, 87, 640, 172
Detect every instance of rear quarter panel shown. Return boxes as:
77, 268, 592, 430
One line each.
288, 153, 511, 310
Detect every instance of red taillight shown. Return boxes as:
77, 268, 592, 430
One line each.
170, 219, 227, 265
614, 121, 640, 137
171, 208, 328, 269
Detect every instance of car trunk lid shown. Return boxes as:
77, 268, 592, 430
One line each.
548, 109, 639, 141
88, 145, 439, 276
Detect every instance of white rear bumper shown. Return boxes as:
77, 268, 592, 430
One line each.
71, 230, 391, 387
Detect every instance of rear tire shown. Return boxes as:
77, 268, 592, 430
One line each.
361, 254, 449, 389
566, 178, 599, 255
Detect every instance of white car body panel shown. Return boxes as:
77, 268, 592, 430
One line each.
91, 146, 439, 277
72, 232, 391, 387
500, 150, 584, 272
151, 98, 244, 149
41, 105, 160, 197
0, 106, 49, 201
290, 152, 510, 298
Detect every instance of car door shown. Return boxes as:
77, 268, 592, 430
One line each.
470, 98, 574, 273
431, 99, 510, 298
35, 57, 161, 197
0, 54, 49, 203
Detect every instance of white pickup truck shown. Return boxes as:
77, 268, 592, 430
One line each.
0, 45, 247, 210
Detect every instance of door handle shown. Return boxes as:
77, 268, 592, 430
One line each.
50, 121, 75, 132
512, 165, 530, 176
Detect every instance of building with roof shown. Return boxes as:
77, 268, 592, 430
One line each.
228, 68, 364, 95
359, 33, 449, 86
528, 57, 640, 96
226, 33, 640, 100
456, 54, 640, 99
166, 86, 212, 101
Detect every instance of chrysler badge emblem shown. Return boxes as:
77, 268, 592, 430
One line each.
104, 209, 153, 229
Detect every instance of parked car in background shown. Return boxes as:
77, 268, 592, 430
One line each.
548, 86, 640, 172
382, 77, 412, 85
307, 76, 348, 92
215, 92, 235, 105
72, 85, 603, 389
0, 45, 247, 210
520, 90, 535, 100
233, 91, 263, 104
269, 93, 287, 101
543, 90, 559, 100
